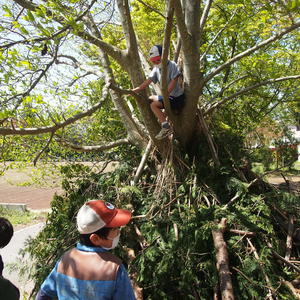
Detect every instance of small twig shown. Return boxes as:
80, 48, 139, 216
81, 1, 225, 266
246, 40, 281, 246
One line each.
232, 266, 256, 286
225, 229, 256, 238
131, 204, 157, 220
33, 132, 54, 166
150, 194, 182, 220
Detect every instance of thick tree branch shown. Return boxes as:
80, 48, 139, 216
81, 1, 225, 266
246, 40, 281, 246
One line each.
58, 138, 130, 152
285, 215, 294, 262
204, 21, 300, 86
161, 0, 175, 118
204, 75, 300, 116
0, 84, 110, 136
199, 0, 213, 41
204, 75, 248, 108
212, 218, 235, 300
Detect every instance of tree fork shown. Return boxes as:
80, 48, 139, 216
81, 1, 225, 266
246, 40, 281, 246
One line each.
212, 218, 235, 300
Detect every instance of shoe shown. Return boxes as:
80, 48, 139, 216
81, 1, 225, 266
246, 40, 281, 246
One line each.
155, 126, 174, 140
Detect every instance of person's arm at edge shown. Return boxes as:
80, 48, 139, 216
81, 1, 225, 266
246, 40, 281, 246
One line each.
35, 289, 53, 300
168, 76, 179, 97
132, 78, 152, 93
113, 264, 137, 300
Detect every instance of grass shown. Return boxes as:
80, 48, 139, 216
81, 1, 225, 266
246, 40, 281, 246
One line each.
0, 207, 48, 227
252, 161, 300, 177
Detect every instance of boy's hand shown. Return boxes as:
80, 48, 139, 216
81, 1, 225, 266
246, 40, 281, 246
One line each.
132, 87, 140, 93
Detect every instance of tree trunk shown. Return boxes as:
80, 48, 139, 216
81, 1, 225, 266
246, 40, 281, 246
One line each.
212, 218, 235, 300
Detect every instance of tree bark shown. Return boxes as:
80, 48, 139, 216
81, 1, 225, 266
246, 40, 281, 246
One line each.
212, 218, 235, 300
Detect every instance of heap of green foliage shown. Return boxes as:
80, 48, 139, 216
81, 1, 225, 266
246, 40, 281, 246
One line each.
23, 135, 300, 300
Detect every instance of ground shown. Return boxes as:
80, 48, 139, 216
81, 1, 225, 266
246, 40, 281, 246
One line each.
0, 162, 118, 210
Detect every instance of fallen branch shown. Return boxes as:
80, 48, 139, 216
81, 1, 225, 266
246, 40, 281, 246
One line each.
285, 214, 294, 262
225, 229, 256, 238
265, 237, 300, 273
223, 157, 298, 208
212, 218, 235, 300
282, 281, 300, 299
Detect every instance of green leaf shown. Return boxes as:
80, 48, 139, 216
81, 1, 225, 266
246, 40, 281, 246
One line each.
27, 10, 35, 22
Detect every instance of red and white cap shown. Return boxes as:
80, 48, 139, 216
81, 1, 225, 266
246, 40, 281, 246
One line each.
149, 45, 162, 61
77, 200, 132, 234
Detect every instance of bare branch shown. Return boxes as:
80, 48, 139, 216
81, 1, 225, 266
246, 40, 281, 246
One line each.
212, 218, 235, 300
55, 55, 105, 79
285, 215, 294, 262
8, 44, 59, 110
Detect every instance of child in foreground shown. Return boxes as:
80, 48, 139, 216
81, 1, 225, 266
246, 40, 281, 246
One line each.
132, 45, 185, 140
35, 200, 136, 300
0, 217, 20, 300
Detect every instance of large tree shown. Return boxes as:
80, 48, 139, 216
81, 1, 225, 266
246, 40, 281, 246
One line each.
0, 0, 299, 158
1, 0, 300, 299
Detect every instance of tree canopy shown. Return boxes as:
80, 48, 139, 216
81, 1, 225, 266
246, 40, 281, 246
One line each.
0, 0, 299, 159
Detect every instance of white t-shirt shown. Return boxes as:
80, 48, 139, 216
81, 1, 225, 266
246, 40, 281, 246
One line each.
149, 60, 183, 98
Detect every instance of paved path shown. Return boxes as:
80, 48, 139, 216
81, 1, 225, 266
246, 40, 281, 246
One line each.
0, 222, 45, 298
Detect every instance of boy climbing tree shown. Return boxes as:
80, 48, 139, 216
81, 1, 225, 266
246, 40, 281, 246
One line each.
132, 45, 185, 140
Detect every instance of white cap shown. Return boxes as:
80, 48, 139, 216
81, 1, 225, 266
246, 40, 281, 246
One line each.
149, 45, 162, 61
77, 200, 132, 234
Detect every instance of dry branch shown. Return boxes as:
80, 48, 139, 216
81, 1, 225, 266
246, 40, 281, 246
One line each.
265, 237, 300, 273
212, 218, 235, 300
285, 215, 294, 262
282, 281, 300, 299
225, 229, 256, 238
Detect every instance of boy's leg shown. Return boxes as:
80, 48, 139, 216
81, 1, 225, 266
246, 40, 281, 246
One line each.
150, 101, 166, 124
149, 95, 173, 139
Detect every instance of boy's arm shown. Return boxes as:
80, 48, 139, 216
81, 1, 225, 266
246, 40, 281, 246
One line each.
35, 289, 53, 300
168, 76, 178, 97
132, 78, 152, 93
113, 264, 137, 300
